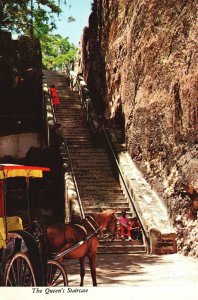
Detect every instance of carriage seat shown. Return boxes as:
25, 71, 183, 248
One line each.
0, 216, 23, 249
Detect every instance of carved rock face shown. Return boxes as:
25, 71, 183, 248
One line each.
80, 0, 198, 198
79, 0, 198, 256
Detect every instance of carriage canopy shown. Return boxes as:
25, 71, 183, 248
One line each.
0, 164, 50, 248
0, 164, 50, 179
0, 164, 50, 217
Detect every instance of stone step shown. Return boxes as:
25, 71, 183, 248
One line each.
97, 247, 146, 254
77, 188, 123, 193
79, 191, 125, 197
62, 131, 90, 135
70, 158, 111, 163
76, 173, 118, 178
82, 207, 130, 213
67, 146, 108, 152
81, 198, 127, 204
76, 182, 122, 188
62, 126, 88, 129
79, 195, 127, 199
77, 177, 119, 182
66, 144, 97, 149
73, 168, 114, 173
70, 152, 110, 157
79, 188, 124, 194
97, 240, 147, 254
71, 160, 112, 165
72, 162, 113, 167
85, 210, 133, 217
81, 196, 127, 201
79, 194, 125, 201
76, 176, 120, 181
81, 193, 127, 199
81, 202, 129, 208
75, 172, 115, 177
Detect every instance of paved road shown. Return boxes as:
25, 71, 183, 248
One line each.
64, 253, 198, 287
61, 253, 198, 300
0, 253, 197, 300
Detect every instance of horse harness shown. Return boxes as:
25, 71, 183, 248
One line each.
82, 215, 101, 237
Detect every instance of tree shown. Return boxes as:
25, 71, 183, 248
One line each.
0, 0, 77, 70
32, 2, 77, 69
41, 33, 77, 69
0, 0, 61, 36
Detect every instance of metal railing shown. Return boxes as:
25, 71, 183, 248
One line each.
42, 75, 85, 222
62, 137, 85, 220
102, 127, 150, 250
42, 77, 56, 147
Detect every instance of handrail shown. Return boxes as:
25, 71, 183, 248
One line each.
42, 75, 84, 221
42, 77, 56, 147
101, 127, 150, 250
65, 64, 150, 251
63, 138, 85, 220
76, 76, 100, 135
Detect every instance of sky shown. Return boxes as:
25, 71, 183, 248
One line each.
53, 0, 93, 46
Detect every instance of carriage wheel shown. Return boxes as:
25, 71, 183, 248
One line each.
4, 253, 36, 286
47, 260, 68, 286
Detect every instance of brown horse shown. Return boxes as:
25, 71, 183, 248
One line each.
46, 209, 118, 286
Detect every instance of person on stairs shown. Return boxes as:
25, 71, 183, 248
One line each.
130, 216, 143, 242
50, 84, 60, 112
118, 210, 132, 241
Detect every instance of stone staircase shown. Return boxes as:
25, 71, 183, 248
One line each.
98, 240, 146, 254
43, 70, 146, 254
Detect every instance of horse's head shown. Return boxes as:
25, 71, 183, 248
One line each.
105, 210, 118, 240
90, 209, 118, 240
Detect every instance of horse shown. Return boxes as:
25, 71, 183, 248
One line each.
89, 209, 118, 240
46, 209, 118, 286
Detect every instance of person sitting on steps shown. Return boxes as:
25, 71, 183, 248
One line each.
118, 210, 132, 241
130, 216, 143, 242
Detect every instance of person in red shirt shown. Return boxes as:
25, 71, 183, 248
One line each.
50, 84, 60, 111
118, 211, 132, 241
130, 217, 143, 241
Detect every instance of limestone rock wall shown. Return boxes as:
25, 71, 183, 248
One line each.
80, 0, 198, 256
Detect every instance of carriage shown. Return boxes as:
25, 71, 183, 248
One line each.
0, 164, 68, 286
0, 164, 117, 287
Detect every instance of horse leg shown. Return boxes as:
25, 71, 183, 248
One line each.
88, 253, 97, 286
79, 257, 85, 286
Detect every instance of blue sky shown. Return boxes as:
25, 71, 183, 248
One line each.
53, 0, 93, 46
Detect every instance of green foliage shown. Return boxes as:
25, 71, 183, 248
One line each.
0, 0, 62, 35
41, 33, 77, 70
0, 0, 77, 70
32, 11, 77, 69
67, 16, 76, 23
